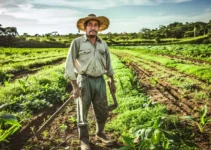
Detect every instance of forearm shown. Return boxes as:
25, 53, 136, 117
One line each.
70, 80, 78, 87
108, 75, 114, 81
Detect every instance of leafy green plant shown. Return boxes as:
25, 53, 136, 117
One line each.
0, 114, 21, 142
181, 105, 211, 133
118, 116, 196, 150
59, 123, 68, 132
119, 77, 126, 94
149, 76, 159, 87
68, 116, 76, 123
118, 135, 136, 150
133, 117, 175, 150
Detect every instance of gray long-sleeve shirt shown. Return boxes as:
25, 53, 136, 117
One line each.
65, 35, 114, 80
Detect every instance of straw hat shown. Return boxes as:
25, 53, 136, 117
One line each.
77, 14, 109, 32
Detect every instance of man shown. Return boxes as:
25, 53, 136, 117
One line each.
65, 14, 116, 150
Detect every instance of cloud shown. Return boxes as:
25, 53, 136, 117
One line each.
0, 14, 37, 26
0, 13, 78, 35
106, 0, 192, 6
0, 2, 82, 24
106, 10, 211, 33
0, 0, 82, 35
0, 0, 193, 10
0, 0, 29, 7
31, 0, 116, 9
205, 8, 211, 12
0, 0, 208, 35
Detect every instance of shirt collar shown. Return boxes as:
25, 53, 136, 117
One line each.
83, 34, 102, 43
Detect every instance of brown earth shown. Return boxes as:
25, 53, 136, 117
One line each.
159, 54, 211, 65
4, 100, 123, 150
2, 52, 211, 150
112, 51, 211, 150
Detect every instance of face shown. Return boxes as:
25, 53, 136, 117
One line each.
85, 20, 99, 38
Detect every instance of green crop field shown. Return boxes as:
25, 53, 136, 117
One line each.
0, 45, 211, 150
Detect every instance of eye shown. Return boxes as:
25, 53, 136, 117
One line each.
87, 23, 99, 27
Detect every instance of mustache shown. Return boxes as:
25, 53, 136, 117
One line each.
89, 30, 97, 33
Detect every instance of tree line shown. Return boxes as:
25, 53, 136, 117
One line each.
0, 24, 18, 37
100, 21, 211, 42
139, 20, 211, 39
1, 20, 211, 45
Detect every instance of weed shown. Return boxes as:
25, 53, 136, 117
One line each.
181, 105, 211, 133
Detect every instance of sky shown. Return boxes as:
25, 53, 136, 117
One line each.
0, 0, 211, 35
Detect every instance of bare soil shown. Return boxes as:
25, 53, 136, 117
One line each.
4, 100, 123, 150
3, 52, 211, 150
112, 51, 211, 150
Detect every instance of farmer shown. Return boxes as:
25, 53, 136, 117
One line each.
65, 14, 116, 150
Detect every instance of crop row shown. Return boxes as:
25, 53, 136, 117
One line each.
112, 44, 211, 62
0, 56, 66, 83
0, 48, 67, 64
0, 48, 67, 55
0, 53, 66, 65
0, 64, 70, 117
111, 48, 211, 84
1, 53, 200, 149
105, 55, 199, 149
113, 50, 211, 102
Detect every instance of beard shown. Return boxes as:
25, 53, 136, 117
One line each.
88, 34, 96, 38
86, 30, 97, 38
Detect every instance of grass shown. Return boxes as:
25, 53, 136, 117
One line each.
106, 54, 198, 149
168, 76, 197, 91
112, 44, 211, 62
117, 49, 211, 83
0, 64, 70, 121
111, 49, 211, 103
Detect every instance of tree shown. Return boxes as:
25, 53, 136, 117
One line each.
4, 27, 18, 37
207, 20, 211, 34
23, 33, 29, 37
130, 32, 138, 39
140, 28, 151, 39
0, 26, 5, 36
107, 32, 113, 40
51, 31, 58, 36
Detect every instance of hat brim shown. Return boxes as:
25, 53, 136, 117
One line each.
77, 16, 109, 32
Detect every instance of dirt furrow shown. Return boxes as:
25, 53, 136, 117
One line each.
115, 51, 211, 101
13, 59, 65, 80
124, 51, 211, 86
0, 59, 65, 87
138, 56, 211, 86
159, 54, 211, 65
0, 54, 65, 65
5, 101, 122, 150
130, 62, 192, 115
113, 51, 211, 116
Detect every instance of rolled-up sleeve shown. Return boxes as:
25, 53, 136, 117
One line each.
65, 40, 78, 80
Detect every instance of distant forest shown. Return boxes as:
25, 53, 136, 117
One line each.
1, 20, 211, 39
1, 20, 211, 47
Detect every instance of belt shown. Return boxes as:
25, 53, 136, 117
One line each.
82, 74, 103, 78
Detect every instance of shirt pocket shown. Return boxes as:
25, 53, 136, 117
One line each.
99, 49, 107, 68
78, 49, 91, 62
99, 49, 106, 55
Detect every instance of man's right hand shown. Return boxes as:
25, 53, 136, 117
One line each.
70, 80, 80, 98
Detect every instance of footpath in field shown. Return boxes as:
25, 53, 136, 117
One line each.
111, 48, 211, 150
